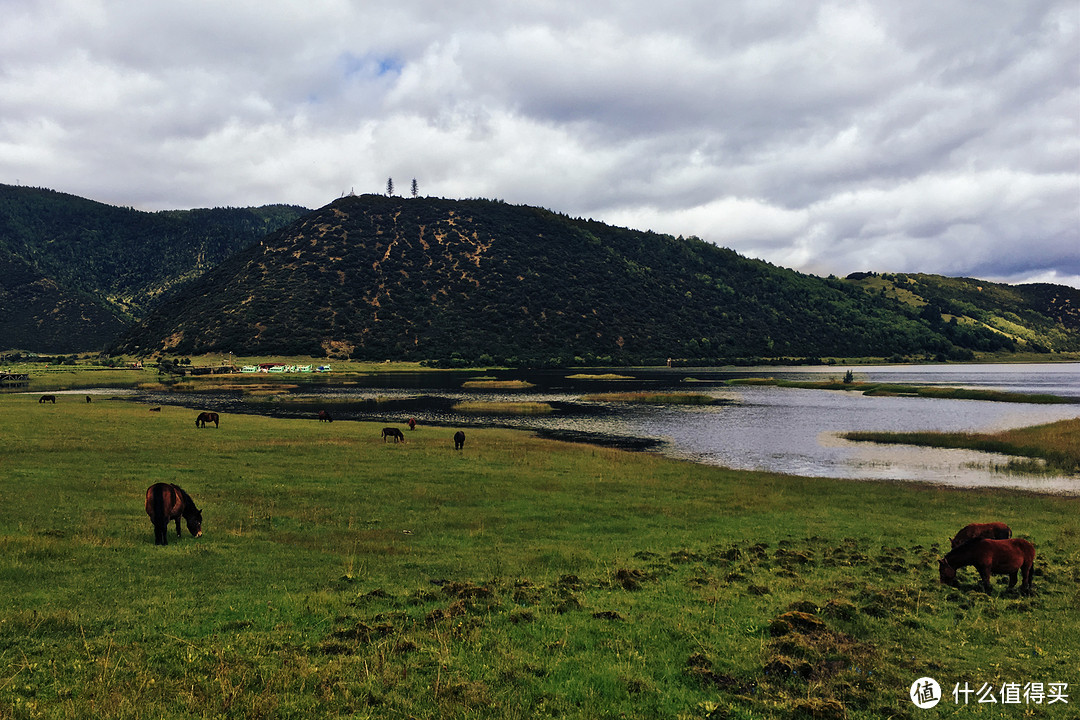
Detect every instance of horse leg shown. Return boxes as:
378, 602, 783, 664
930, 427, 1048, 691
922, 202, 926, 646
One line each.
978, 566, 993, 593
175, 517, 183, 538
155, 521, 168, 545
1007, 572, 1017, 589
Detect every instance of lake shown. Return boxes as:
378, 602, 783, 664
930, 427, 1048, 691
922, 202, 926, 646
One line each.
137, 363, 1080, 495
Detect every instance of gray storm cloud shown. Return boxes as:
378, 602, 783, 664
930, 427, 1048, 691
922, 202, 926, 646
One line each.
1, 0, 1076, 286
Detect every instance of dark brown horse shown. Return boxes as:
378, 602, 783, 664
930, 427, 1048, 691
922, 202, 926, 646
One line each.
318, 410, 333, 422
939, 538, 1035, 594
408, 417, 417, 430
950, 522, 1012, 548
195, 412, 219, 428
145, 483, 203, 546
382, 427, 405, 443
39, 395, 56, 404
85, 395, 92, 403
454, 430, 465, 450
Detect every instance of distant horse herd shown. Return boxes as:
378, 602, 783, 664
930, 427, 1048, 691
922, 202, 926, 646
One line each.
37, 393, 1039, 591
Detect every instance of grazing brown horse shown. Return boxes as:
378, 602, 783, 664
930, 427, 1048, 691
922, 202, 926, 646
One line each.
950, 522, 1012, 548
318, 410, 333, 422
454, 430, 465, 450
939, 538, 1035, 594
195, 411, 219, 428
39, 395, 56, 404
382, 427, 405, 443
149, 407, 162, 412
408, 417, 417, 430
145, 483, 203, 546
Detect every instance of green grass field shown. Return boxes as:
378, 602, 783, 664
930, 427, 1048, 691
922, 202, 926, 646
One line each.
1, 393, 1078, 718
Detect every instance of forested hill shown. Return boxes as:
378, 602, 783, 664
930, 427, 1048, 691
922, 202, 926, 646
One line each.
115, 194, 1080, 364
0, 184, 307, 352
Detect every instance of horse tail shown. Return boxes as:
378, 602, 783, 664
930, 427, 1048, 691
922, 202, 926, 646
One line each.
150, 483, 168, 544
152, 484, 166, 520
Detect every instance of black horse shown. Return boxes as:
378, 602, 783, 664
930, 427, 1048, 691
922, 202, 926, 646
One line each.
145, 483, 203, 546
382, 427, 405, 443
454, 431, 466, 450
39, 395, 56, 404
195, 412, 219, 428
318, 410, 333, 422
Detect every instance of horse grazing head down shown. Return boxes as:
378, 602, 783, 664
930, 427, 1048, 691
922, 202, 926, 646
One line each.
939, 538, 1035, 594
145, 483, 203, 545
195, 412, 219, 428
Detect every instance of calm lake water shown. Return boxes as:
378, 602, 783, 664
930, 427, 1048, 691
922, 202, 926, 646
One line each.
137, 363, 1080, 495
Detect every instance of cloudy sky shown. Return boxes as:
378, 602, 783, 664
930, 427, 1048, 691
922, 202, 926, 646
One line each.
3, 0, 1078, 287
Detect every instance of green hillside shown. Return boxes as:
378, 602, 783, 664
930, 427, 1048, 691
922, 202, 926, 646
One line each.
114, 194, 1079, 364
0, 184, 307, 352
847, 272, 1079, 354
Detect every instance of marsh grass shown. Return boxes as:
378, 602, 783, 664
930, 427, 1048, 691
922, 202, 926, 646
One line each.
729, 378, 1074, 404
461, 380, 536, 390
452, 401, 554, 414
581, 391, 718, 405
845, 418, 1080, 473
1, 396, 1078, 718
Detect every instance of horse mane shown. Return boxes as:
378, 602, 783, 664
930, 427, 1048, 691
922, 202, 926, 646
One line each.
173, 484, 200, 513
949, 537, 983, 554
942, 539, 980, 565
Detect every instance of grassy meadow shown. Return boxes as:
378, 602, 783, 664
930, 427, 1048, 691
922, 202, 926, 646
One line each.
1, 393, 1079, 719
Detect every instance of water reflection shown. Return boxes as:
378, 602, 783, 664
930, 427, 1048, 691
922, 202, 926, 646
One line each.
136, 363, 1080, 494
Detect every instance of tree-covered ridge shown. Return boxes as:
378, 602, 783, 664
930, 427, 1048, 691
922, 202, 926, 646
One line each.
0, 251, 129, 353
846, 272, 1080, 354
116, 195, 1079, 364
0, 184, 308, 351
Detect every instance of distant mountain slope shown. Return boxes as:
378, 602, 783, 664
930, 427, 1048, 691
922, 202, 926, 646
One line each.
0, 252, 129, 353
115, 194, 1077, 363
0, 184, 307, 351
846, 272, 1080, 354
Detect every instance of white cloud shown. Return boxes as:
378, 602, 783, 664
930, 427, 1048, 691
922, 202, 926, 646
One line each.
1, 0, 1076, 287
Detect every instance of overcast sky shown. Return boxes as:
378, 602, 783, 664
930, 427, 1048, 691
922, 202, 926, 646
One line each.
3, 1, 1078, 287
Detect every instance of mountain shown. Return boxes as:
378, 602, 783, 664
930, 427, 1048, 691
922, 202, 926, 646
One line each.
0, 184, 307, 352
114, 194, 1080, 364
845, 272, 1080, 355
